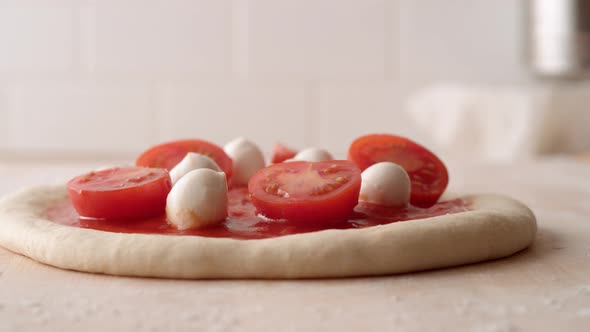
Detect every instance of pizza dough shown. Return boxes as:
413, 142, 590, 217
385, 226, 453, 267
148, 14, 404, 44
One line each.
0, 185, 536, 279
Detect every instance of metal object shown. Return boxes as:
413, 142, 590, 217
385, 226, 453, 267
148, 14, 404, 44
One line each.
527, 0, 590, 78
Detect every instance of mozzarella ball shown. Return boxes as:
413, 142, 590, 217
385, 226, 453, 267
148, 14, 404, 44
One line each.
169, 152, 221, 185
223, 137, 265, 186
293, 148, 334, 162
166, 169, 228, 230
359, 162, 411, 207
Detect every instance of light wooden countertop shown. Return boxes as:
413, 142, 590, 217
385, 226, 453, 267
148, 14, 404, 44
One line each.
0, 159, 589, 331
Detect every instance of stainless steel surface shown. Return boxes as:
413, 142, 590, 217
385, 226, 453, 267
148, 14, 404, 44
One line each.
527, 0, 590, 78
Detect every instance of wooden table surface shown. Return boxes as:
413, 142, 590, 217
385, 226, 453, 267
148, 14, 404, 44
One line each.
0, 159, 589, 331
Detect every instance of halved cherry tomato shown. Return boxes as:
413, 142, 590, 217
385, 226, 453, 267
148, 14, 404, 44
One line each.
348, 134, 448, 208
67, 167, 172, 220
136, 139, 233, 179
270, 143, 297, 163
248, 160, 361, 224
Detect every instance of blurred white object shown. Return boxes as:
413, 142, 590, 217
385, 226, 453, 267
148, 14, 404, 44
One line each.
527, 0, 590, 78
169, 153, 221, 185
293, 148, 334, 162
166, 169, 228, 230
360, 162, 410, 208
223, 137, 265, 187
406, 84, 590, 161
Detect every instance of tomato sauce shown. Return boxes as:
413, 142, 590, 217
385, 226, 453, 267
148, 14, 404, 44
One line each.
46, 188, 471, 240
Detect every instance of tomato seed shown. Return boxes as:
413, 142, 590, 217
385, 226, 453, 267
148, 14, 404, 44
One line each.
335, 177, 347, 183
265, 182, 280, 194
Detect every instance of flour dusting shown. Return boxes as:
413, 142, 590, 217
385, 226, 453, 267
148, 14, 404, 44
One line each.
389, 295, 400, 303
577, 285, 590, 296
541, 297, 561, 308
19, 300, 43, 314
474, 321, 516, 332
512, 305, 527, 315
577, 308, 590, 317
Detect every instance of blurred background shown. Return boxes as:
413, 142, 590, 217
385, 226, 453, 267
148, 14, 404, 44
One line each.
0, 0, 589, 162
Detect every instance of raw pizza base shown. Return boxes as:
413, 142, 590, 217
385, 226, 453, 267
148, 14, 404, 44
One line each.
0, 185, 537, 279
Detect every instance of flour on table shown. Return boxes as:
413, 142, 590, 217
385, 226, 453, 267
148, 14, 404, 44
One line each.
541, 297, 561, 308
512, 305, 527, 315
577, 285, 590, 296
577, 308, 590, 317
474, 321, 517, 332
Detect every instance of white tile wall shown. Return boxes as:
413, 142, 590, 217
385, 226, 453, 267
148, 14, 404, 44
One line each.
93, 0, 231, 75
8, 80, 153, 153
0, 0, 533, 159
314, 83, 412, 156
246, 0, 388, 79
0, 87, 8, 150
0, 5, 74, 73
399, 0, 529, 95
155, 82, 308, 154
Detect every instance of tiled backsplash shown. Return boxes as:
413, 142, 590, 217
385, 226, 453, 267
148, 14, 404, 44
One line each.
0, 0, 528, 159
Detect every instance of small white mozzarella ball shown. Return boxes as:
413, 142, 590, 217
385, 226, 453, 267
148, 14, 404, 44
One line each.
224, 137, 265, 186
169, 152, 221, 185
166, 169, 228, 230
360, 162, 411, 207
293, 148, 334, 162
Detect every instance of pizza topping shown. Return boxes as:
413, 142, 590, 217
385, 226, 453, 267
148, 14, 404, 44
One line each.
135, 139, 233, 180
66, 133, 449, 230
169, 152, 221, 185
348, 134, 449, 208
50, 188, 471, 239
292, 147, 334, 162
270, 143, 297, 164
67, 167, 172, 220
166, 169, 228, 230
223, 137, 266, 187
360, 162, 411, 208
248, 160, 361, 224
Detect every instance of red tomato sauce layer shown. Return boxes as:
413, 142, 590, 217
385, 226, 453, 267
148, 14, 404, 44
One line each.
46, 188, 471, 240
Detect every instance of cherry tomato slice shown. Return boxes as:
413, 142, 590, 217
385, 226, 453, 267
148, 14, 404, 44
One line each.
348, 134, 448, 208
270, 142, 297, 164
136, 139, 233, 179
248, 160, 361, 224
67, 167, 172, 220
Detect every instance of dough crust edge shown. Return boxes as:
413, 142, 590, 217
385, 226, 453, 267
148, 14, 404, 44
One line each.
0, 185, 537, 279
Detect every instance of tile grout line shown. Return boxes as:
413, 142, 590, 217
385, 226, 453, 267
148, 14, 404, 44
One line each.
383, 0, 396, 82
230, 0, 249, 79
77, 0, 97, 80
147, 80, 161, 145
68, 2, 81, 80
0, 85, 6, 151
305, 81, 317, 147
4, 83, 22, 154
